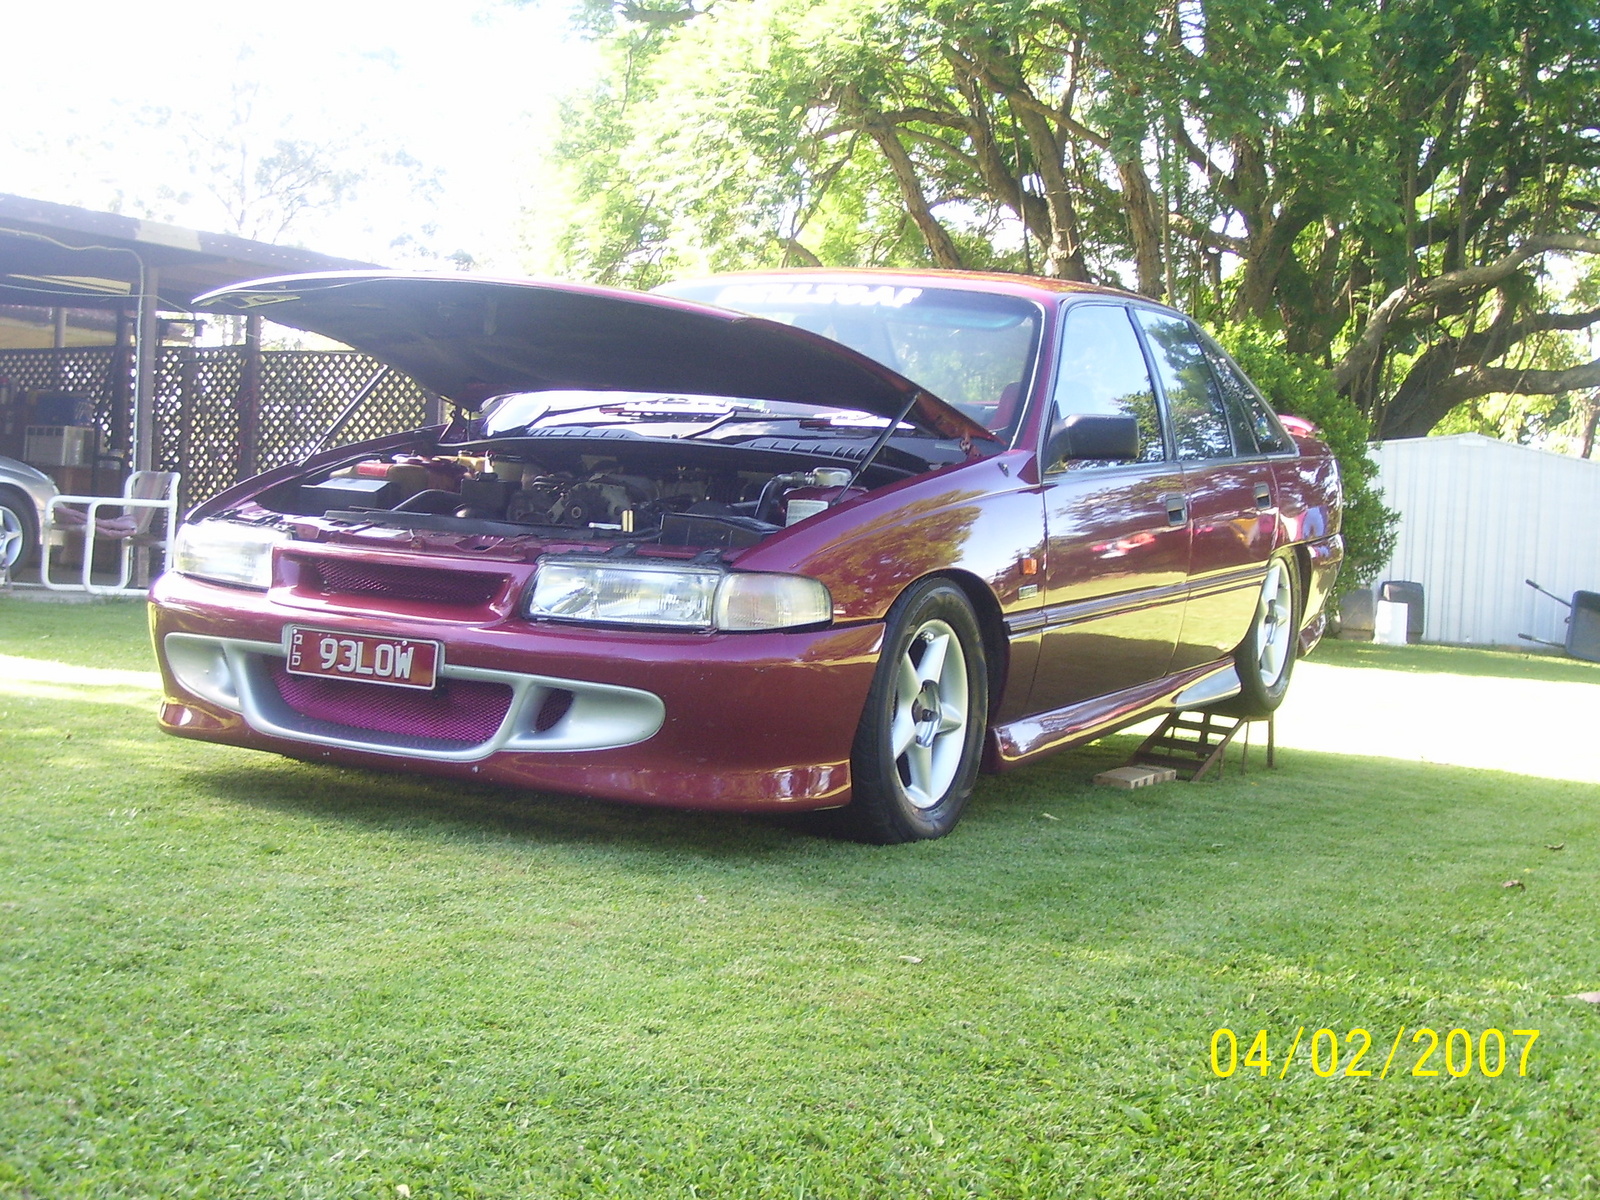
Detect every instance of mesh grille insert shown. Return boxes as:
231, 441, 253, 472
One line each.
299, 558, 506, 607
269, 662, 512, 746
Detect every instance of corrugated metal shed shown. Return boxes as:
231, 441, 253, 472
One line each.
1369, 433, 1600, 646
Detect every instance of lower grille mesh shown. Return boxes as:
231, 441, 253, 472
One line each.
269, 663, 512, 746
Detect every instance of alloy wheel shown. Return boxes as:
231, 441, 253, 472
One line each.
889, 618, 970, 809
0, 504, 24, 570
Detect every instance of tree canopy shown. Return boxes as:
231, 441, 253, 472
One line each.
544, 0, 1600, 443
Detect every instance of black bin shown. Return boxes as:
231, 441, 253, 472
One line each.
1569, 591, 1600, 663
1338, 587, 1375, 638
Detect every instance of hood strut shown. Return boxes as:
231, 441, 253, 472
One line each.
846, 389, 935, 492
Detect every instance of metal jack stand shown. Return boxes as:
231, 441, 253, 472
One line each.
1127, 711, 1275, 781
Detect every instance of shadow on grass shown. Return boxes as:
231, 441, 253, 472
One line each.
182, 731, 1172, 866
179, 724, 1593, 881
173, 734, 1600, 983
189, 757, 845, 858
77, 712, 1595, 1012
1308, 636, 1600, 684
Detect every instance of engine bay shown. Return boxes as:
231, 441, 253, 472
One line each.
257, 443, 896, 550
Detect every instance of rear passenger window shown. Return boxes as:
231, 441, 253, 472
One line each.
1050, 305, 1163, 469
1200, 339, 1294, 454
1135, 310, 1233, 461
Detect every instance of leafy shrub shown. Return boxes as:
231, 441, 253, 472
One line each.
1216, 321, 1398, 598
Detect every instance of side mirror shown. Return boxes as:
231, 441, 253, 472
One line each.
1047, 414, 1140, 464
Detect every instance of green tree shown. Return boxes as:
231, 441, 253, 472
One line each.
543, 0, 1600, 441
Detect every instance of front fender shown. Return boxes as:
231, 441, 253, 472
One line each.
733, 455, 1044, 624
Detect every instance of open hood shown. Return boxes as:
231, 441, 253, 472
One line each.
194, 271, 995, 443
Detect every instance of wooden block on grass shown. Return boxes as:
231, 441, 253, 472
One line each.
1094, 765, 1178, 790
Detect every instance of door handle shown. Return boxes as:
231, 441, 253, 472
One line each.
1163, 492, 1187, 526
1254, 483, 1273, 509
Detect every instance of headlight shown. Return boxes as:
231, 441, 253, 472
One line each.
715, 572, 833, 631
171, 520, 288, 589
528, 558, 831, 631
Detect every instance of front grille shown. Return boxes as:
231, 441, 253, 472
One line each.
268, 663, 512, 747
298, 558, 507, 607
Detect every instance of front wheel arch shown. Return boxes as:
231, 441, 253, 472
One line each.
925, 569, 1007, 721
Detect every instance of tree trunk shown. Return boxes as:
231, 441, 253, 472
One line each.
783, 238, 823, 267
1380, 357, 1600, 440
862, 113, 964, 270
1011, 106, 1089, 281
1116, 156, 1164, 299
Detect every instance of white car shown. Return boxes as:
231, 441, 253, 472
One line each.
0, 456, 58, 574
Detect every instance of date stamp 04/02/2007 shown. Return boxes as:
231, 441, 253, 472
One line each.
1210, 1027, 1540, 1080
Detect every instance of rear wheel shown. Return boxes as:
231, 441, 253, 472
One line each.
1217, 553, 1299, 718
0, 489, 37, 573
844, 579, 988, 844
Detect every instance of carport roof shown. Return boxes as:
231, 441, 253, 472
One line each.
0, 192, 382, 311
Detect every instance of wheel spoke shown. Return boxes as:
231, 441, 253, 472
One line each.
936, 694, 966, 735
1259, 640, 1282, 678
916, 630, 950, 689
896, 655, 920, 708
903, 741, 935, 802
891, 707, 916, 757
1261, 561, 1282, 600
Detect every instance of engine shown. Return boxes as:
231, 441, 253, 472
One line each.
283, 452, 863, 546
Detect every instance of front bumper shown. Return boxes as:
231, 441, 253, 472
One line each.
150, 572, 884, 811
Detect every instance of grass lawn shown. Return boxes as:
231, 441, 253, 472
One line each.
1308, 636, 1600, 685
2, 598, 1597, 1198
0, 597, 154, 671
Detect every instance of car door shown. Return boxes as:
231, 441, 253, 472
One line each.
1132, 309, 1280, 672
1028, 303, 1189, 714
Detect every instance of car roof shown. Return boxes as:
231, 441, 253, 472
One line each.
669, 267, 1143, 305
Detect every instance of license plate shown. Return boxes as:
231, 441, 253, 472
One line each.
285, 627, 442, 690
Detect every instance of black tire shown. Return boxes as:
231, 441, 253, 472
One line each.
842, 578, 988, 844
1215, 552, 1300, 719
0, 488, 37, 574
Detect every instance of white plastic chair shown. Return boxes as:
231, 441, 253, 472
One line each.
42, 471, 181, 595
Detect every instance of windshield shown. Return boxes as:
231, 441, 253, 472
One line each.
659, 279, 1043, 441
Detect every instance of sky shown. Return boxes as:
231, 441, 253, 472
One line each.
0, 0, 598, 271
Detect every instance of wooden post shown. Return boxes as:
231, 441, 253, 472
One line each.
52, 307, 66, 391
132, 264, 159, 474
178, 346, 198, 512
130, 264, 159, 588
238, 314, 262, 478
111, 307, 132, 459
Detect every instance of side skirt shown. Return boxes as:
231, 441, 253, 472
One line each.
984, 658, 1241, 770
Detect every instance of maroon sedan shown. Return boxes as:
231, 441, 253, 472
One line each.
151, 270, 1341, 842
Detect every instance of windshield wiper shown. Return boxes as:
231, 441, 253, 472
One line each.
680, 409, 757, 440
